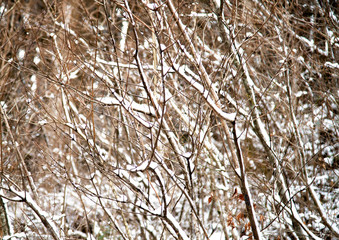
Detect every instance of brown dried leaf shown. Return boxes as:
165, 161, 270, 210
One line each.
208, 194, 213, 204
227, 214, 234, 228
260, 214, 264, 223
236, 212, 244, 222
245, 222, 251, 231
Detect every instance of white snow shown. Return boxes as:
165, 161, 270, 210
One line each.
8, 189, 61, 239
30, 75, 37, 92
17, 49, 25, 60
324, 61, 339, 69
173, 64, 236, 122
120, 18, 129, 52
166, 213, 190, 240
3, 232, 26, 240
33, 55, 40, 64
38, 119, 47, 126
0, 3, 7, 15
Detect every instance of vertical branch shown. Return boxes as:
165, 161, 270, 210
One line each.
123, 0, 192, 191
232, 121, 262, 240
0, 194, 10, 237
167, 0, 238, 169
216, 4, 322, 239
286, 71, 339, 237
0, 104, 38, 200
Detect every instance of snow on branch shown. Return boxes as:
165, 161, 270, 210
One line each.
2, 188, 60, 240
173, 64, 236, 122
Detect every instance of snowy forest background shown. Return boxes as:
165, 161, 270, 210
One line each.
0, 0, 338, 239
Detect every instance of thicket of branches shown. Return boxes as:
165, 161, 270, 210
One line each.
0, 0, 338, 239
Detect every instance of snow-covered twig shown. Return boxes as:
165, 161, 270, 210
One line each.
3, 188, 60, 240
173, 64, 236, 122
